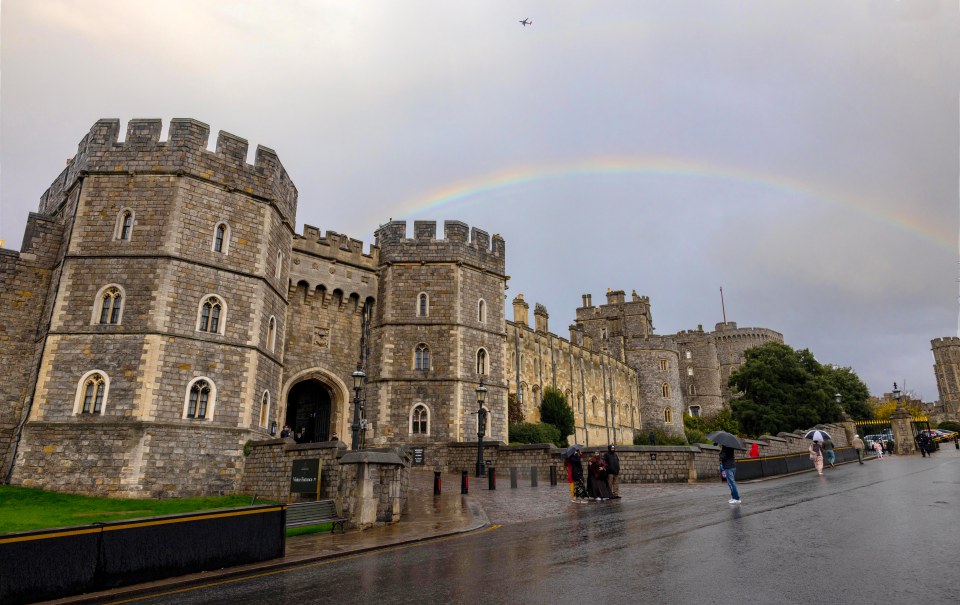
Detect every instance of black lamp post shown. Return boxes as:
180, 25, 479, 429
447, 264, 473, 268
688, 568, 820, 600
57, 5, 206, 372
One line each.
351, 366, 365, 450
475, 378, 488, 478
892, 382, 901, 408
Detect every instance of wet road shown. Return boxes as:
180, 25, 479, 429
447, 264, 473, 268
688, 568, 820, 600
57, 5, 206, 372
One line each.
120, 452, 959, 605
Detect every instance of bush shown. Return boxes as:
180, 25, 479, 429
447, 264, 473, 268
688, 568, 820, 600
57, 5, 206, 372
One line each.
539, 387, 575, 446
635, 428, 687, 446
685, 428, 709, 445
935, 420, 960, 432
509, 422, 562, 446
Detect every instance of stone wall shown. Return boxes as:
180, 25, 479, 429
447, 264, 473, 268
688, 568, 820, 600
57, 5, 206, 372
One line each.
239, 438, 344, 502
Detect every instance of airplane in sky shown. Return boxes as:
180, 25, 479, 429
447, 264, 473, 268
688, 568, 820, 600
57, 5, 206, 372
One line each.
519, 18, 532, 26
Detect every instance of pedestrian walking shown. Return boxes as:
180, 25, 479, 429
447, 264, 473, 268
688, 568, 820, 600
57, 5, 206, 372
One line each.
873, 440, 883, 459
809, 439, 825, 475
851, 434, 865, 464
720, 445, 740, 504
603, 445, 621, 499
822, 438, 836, 468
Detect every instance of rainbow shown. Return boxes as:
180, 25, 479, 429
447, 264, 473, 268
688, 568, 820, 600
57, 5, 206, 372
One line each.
384, 156, 954, 252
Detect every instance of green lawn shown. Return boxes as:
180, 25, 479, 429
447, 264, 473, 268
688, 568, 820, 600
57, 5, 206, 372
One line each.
0, 485, 266, 534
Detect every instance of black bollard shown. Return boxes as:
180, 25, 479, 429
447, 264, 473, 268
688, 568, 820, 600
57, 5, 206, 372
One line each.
488, 467, 496, 490
510, 467, 518, 488
530, 467, 538, 487
461, 470, 469, 494
434, 471, 442, 495
549, 465, 558, 486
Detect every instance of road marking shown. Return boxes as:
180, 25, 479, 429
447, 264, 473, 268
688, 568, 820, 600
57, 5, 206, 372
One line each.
106, 524, 502, 604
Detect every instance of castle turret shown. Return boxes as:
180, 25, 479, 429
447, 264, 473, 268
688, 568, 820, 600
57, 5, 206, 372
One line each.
931, 337, 960, 417
513, 294, 529, 327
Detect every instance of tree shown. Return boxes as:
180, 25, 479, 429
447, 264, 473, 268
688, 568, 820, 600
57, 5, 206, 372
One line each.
728, 342, 843, 437
822, 365, 872, 420
508, 393, 524, 425
539, 387, 575, 446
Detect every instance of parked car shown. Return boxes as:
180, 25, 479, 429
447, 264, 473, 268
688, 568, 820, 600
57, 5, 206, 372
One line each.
932, 429, 957, 442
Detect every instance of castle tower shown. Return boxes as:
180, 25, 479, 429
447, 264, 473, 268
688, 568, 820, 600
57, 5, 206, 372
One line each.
368, 221, 508, 445
712, 322, 783, 405
931, 337, 960, 417
674, 325, 723, 417
6, 119, 296, 497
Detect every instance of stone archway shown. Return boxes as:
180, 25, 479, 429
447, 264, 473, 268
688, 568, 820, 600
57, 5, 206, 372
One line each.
280, 369, 350, 442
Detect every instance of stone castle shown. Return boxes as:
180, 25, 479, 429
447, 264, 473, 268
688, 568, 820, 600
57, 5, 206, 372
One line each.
0, 118, 783, 497
930, 337, 960, 417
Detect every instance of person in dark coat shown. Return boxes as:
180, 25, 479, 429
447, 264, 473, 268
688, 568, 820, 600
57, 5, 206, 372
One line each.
603, 445, 621, 499
588, 451, 613, 500
567, 450, 589, 503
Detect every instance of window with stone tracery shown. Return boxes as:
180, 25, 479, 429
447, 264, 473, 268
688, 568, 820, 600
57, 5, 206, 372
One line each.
411, 404, 429, 435
76, 371, 107, 415
415, 343, 430, 370
96, 286, 123, 325
197, 296, 225, 334
185, 378, 215, 420
116, 209, 134, 241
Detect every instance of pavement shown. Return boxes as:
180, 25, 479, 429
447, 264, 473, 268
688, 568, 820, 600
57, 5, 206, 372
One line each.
44, 447, 929, 604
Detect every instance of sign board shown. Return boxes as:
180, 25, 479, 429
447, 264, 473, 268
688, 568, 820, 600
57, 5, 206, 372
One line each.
412, 447, 425, 466
290, 459, 321, 494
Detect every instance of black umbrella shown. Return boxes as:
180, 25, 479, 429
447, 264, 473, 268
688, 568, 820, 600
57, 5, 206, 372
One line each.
706, 430, 746, 450
563, 444, 584, 459
804, 429, 832, 442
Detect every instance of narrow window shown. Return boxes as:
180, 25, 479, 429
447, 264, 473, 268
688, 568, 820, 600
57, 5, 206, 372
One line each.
591, 396, 598, 416
685, 351, 692, 360
81, 373, 106, 414
664, 407, 674, 424
478, 299, 485, 323
275, 251, 283, 278
187, 380, 211, 419
687, 367, 694, 376
267, 316, 276, 352
412, 404, 428, 435
659, 359, 668, 371
259, 392, 270, 428
688, 384, 697, 396
662, 383, 670, 398
418, 293, 429, 317
117, 210, 134, 241
214, 223, 228, 253
415, 343, 430, 370
476, 348, 487, 375
98, 287, 123, 325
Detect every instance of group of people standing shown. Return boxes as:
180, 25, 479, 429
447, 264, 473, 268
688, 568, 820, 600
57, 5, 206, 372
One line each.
565, 445, 621, 503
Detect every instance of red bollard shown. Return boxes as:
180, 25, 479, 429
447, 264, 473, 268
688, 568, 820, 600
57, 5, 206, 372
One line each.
461, 470, 469, 494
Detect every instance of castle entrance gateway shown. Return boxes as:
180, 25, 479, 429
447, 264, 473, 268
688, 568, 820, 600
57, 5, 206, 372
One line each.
286, 380, 333, 443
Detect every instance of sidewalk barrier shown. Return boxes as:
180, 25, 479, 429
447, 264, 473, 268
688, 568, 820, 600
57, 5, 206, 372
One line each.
461, 470, 468, 494
434, 471, 441, 495
488, 467, 496, 490
530, 467, 538, 487
510, 467, 518, 488
549, 466, 557, 486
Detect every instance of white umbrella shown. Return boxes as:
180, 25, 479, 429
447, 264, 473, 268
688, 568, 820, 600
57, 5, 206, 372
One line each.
804, 429, 832, 441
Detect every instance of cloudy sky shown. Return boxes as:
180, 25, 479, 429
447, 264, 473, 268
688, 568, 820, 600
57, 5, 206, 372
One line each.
1, 1, 957, 400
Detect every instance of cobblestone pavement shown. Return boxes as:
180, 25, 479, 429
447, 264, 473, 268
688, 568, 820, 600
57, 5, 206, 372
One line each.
412, 470, 713, 525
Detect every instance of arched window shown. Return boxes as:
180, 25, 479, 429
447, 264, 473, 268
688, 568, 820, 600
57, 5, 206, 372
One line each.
197, 295, 225, 334
688, 384, 697, 396
477, 299, 486, 323
661, 383, 670, 398
685, 351, 692, 360
184, 378, 215, 420
417, 292, 429, 317
95, 286, 124, 325
591, 396, 598, 416
115, 209, 134, 241
415, 343, 430, 370
74, 371, 108, 415
267, 316, 277, 352
476, 348, 487, 375
410, 404, 429, 435
663, 407, 674, 424
213, 222, 230, 253
687, 367, 694, 376
275, 250, 283, 278
519, 383, 527, 408
259, 391, 270, 428
659, 359, 668, 371
688, 405, 701, 418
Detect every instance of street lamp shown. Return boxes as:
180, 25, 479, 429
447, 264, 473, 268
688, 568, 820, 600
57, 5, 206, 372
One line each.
351, 365, 366, 450
475, 378, 488, 478
892, 382, 901, 408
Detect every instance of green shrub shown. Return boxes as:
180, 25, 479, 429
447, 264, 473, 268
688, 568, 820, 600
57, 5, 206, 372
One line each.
685, 428, 709, 445
539, 387, 575, 446
635, 428, 687, 446
935, 420, 960, 432
509, 422, 562, 446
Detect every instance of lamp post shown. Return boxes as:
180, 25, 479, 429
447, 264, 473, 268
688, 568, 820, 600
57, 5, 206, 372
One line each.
892, 382, 901, 408
475, 378, 488, 478
351, 365, 365, 450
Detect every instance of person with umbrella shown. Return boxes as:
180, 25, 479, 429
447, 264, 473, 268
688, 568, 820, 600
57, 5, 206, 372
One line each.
707, 431, 743, 505
809, 439, 825, 475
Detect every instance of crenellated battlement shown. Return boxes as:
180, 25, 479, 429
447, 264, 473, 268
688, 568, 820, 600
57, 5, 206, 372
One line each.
931, 337, 960, 348
37, 118, 298, 227
374, 220, 506, 274
292, 225, 379, 270
713, 326, 783, 342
